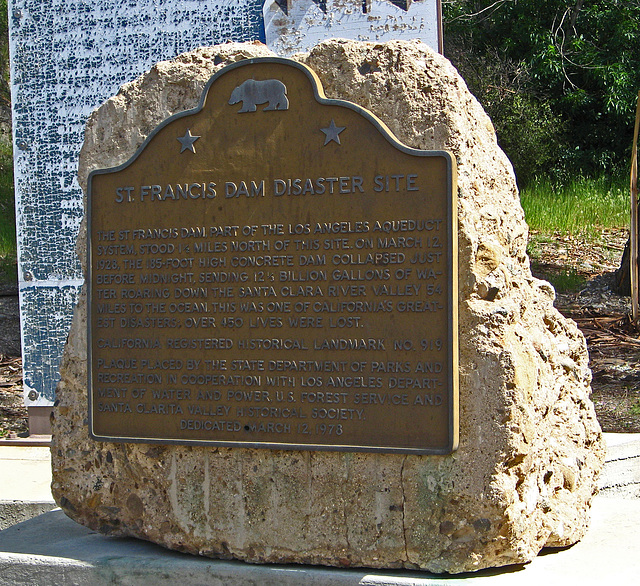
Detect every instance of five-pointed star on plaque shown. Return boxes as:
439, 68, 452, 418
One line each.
177, 129, 200, 153
321, 119, 346, 145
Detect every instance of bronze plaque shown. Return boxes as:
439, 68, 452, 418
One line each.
88, 58, 458, 454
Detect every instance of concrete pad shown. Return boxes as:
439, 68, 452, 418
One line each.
0, 447, 52, 502
0, 446, 55, 530
599, 434, 640, 498
0, 435, 51, 448
604, 433, 640, 460
0, 502, 57, 531
0, 436, 638, 581
0, 497, 639, 585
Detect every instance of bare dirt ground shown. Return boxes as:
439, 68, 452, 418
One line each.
529, 228, 640, 433
1, 230, 639, 436
0, 280, 27, 437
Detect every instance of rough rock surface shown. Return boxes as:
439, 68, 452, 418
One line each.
52, 40, 605, 574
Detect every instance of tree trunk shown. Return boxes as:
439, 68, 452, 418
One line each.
613, 236, 632, 296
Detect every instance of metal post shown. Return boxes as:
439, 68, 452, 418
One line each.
631, 91, 640, 323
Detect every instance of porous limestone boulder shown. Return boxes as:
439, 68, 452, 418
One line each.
52, 40, 605, 574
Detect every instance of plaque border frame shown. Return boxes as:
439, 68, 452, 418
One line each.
87, 57, 459, 454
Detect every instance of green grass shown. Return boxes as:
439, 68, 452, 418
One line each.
0, 136, 16, 283
521, 175, 629, 294
520, 175, 629, 236
543, 268, 586, 293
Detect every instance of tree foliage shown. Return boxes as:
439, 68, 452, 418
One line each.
443, 0, 640, 184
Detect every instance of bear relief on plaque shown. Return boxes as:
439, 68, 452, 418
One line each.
228, 78, 290, 112
88, 57, 458, 454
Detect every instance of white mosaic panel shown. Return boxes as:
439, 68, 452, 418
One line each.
8, 0, 440, 406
